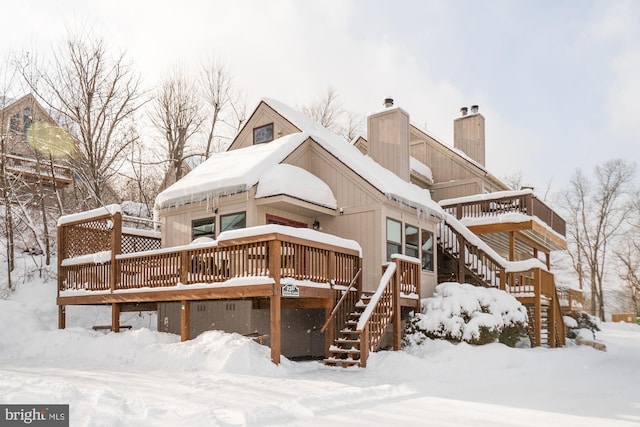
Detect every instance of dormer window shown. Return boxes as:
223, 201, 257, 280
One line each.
253, 123, 274, 144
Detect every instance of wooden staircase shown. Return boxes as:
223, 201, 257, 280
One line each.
323, 294, 371, 367
322, 257, 421, 368
437, 215, 566, 348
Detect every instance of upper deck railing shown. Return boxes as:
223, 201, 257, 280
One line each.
439, 190, 566, 237
3, 153, 73, 185
57, 206, 361, 295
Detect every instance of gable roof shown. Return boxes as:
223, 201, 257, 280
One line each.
155, 98, 443, 219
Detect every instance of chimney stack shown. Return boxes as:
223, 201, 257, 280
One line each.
453, 104, 485, 166
367, 98, 410, 181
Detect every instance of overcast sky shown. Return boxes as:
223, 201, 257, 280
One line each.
1, 0, 638, 193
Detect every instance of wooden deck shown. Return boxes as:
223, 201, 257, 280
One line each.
57, 207, 422, 365
4, 153, 73, 186
441, 191, 567, 254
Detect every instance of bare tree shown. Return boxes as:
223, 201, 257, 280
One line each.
301, 87, 363, 141
20, 32, 145, 209
151, 67, 203, 186
200, 59, 247, 156
615, 239, 640, 315
562, 159, 635, 320
0, 57, 17, 290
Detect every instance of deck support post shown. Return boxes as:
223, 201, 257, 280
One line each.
324, 304, 335, 358
509, 231, 515, 261
457, 233, 466, 283
534, 270, 542, 347
392, 270, 401, 351
269, 240, 282, 364
111, 303, 120, 332
58, 305, 66, 329
181, 300, 190, 341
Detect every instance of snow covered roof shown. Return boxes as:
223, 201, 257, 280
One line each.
156, 98, 443, 219
410, 156, 433, 182
255, 163, 337, 209
260, 99, 443, 219
155, 132, 309, 210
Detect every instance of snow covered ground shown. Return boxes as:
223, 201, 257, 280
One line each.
1, 275, 640, 426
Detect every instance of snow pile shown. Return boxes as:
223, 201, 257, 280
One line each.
255, 163, 337, 209
408, 282, 529, 346
3, 260, 640, 425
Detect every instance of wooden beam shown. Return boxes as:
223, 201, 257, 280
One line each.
269, 240, 282, 365
180, 300, 190, 342
324, 304, 335, 359
58, 305, 66, 329
111, 303, 120, 333
457, 233, 466, 283
57, 283, 275, 306
509, 231, 515, 262
393, 273, 401, 351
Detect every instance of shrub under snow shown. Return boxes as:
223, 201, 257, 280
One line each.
405, 282, 529, 347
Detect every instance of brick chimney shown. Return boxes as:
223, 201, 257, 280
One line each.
367, 98, 410, 182
453, 105, 485, 166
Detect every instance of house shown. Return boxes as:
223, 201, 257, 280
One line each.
0, 93, 73, 189
56, 96, 580, 367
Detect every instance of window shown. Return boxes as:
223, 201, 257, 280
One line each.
386, 218, 402, 261
221, 212, 246, 233
266, 214, 307, 228
405, 225, 419, 258
23, 107, 32, 129
253, 123, 274, 144
192, 217, 215, 240
421, 229, 434, 272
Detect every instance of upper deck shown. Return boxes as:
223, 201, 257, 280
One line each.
439, 190, 567, 256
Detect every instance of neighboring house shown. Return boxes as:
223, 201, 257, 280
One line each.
0, 93, 73, 189
56, 97, 581, 367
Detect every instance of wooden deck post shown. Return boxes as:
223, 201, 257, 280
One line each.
457, 233, 466, 283
58, 305, 66, 329
269, 240, 282, 364
509, 231, 515, 262
110, 212, 122, 292
360, 325, 369, 368
392, 266, 401, 351
111, 303, 120, 333
534, 269, 542, 347
180, 300, 190, 341
499, 269, 507, 291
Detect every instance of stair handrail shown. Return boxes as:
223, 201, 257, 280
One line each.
320, 268, 362, 334
356, 262, 397, 351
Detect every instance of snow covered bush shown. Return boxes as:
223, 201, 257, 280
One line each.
564, 311, 600, 340
404, 282, 529, 347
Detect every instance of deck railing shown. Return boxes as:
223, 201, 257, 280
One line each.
438, 218, 503, 288
4, 153, 73, 184
358, 255, 422, 365
58, 208, 360, 294
556, 287, 584, 312
440, 191, 566, 237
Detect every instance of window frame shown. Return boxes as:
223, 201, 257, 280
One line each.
386, 217, 402, 262
191, 217, 216, 241
220, 211, 247, 233
253, 123, 274, 144
421, 228, 434, 272
405, 224, 420, 259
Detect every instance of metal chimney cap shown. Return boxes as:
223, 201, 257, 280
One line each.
460, 107, 468, 116
383, 97, 394, 108
470, 105, 479, 113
